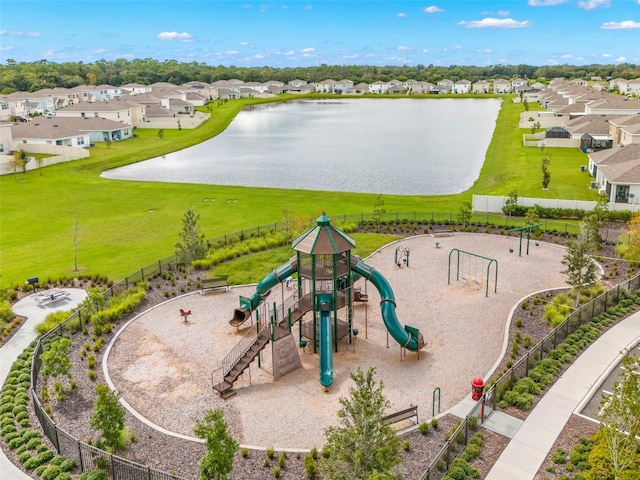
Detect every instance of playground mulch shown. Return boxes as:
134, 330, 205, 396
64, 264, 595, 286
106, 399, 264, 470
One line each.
105, 233, 568, 451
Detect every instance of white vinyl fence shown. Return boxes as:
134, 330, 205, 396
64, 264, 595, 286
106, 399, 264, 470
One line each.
472, 194, 640, 213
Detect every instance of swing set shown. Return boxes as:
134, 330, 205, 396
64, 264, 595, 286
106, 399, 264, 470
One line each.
508, 224, 542, 256
447, 248, 498, 297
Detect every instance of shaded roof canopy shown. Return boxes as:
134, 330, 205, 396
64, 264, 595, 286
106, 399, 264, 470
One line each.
292, 214, 356, 255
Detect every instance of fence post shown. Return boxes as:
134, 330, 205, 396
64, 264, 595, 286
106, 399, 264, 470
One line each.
141, 267, 144, 281
158, 260, 162, 274
78, 441, 83, 471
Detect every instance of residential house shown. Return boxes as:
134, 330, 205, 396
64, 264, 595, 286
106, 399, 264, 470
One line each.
609, 78, 628, 93
0, 99, 11, 122
79, 84, 123, 102
512, 78, 529, 89
437, 79, 453, 93
472, 80, 490, 94
609, 114, 640, 146
0, 94, 29, 120
368, 81, 388, 94
588, 144, 640, 203
493, 79, 511, 94
410, 82, 436, 94
121, 83, 152, 94
0, 124, 12, 154
585, 97, 640, 116
453, 79, 471, 94
11, 118, 88, 147
346, 83, 369, 95
564, 114, 615, 151
387, 84, 407, 95
316, 79, 337, 93
289, 79, 307, 87
333, 79, 354, 94
55, 100, 146, 127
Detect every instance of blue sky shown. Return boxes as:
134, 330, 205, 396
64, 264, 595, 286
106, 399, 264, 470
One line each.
1, 0, 639, 67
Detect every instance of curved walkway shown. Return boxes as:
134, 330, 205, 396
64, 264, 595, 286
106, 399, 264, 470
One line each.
0, 289, 87, 480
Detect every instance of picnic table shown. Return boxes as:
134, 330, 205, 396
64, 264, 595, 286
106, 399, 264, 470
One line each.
34, 289, 71, 305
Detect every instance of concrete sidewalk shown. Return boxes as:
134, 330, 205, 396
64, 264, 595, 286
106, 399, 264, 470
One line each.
484, 311, 640, 480
0, 289, 86, 480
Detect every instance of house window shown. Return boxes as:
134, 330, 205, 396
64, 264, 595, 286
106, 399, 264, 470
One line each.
81, 112, 85, 118
94, 112, 98, 117
77, 137, 85, 145
56, 140, 62, 145
0, 144, 4, 152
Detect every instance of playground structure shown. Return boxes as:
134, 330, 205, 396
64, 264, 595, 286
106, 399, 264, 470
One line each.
214, 214, 425, 397
395, 245, 410, 267
448, 248, 498, 298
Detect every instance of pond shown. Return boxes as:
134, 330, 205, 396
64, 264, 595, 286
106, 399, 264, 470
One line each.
101, 98, 502, 195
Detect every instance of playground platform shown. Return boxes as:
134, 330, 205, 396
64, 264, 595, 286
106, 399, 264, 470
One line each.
104, 233, 569, 449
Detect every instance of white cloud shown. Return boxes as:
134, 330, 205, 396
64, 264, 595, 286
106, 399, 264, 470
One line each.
303, 4, 312, 9
497, 10, 510, 16
301, 47, 315, 53
443, 45, 464, 52
397, 45, 410, 51
601, 20, 640, 29
284, 50, 294, 56
397, 12, 407, 18
240, 41, 249, 46
242, 4, 253, 8
342, 54, 358, 59
157, 31, 193, 42
459, 18, 532, 28
419, 48, 429, 53
365, 53, 376, 58
561, 54, 573, 58
0, 45, 15, 51
476, 48, 493, 53
577, 0, 609, 9
602, 53, 611, 57
546, 58, 559, 65
0, 30, 42, 37
616, 56, 627, 62
225, 50, 240, 55
93, 48, 107, 54
253, 54, 265, 59
423, 6, 444, 13
528, 0, 567, 6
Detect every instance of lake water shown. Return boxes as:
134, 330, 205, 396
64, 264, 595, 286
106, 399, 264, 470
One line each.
102, 98, 502, 195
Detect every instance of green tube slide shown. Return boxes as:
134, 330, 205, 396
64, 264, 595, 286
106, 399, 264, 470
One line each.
318, 293, 333, 388
233, 257, 297, 323
352, 258, 424, 352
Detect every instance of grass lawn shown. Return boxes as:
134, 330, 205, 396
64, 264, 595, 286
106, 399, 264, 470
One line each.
0, 94, 597, 287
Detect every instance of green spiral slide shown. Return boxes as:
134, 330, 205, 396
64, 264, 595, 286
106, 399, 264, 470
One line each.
352, 257, 425, 351
317, 293, 334, 388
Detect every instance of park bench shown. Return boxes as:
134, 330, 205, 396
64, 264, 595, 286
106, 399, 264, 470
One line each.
34, 291, 70, 305
382, 405, 419, 431
431, 225, 453, 237
201, 276, 230, 295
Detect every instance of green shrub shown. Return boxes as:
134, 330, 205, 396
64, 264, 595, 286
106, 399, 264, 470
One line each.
464, 443, 481, 459
18, 451, 32, 464
23, 456, 41, 470
278, 452, 286, 468
552, 448, 567, 464
40, 465, 62, 480
265, 446, 275, 459
1, 423, 17, 436
241, 448, 249, 458
8, 436, 24, 449
431, 417, 439, 429
403, 440, 411, 451
418, 421, 430, 435
37, 449, 55, 463
273, 466, 281, 478
26, 437, 42, 449
304, 454, 317, 479
36, 310, 74, 335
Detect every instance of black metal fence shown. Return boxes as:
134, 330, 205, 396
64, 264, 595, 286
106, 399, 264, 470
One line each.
419, 271, 640, 479
24, 210, 623, 480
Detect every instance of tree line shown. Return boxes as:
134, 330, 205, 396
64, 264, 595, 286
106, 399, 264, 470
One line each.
1, 58, 639, 94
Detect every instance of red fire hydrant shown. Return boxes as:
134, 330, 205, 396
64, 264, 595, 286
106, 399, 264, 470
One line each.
471, 377, 485, 401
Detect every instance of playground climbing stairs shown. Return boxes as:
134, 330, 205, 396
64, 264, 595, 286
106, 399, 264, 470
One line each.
213, 330, 270, 398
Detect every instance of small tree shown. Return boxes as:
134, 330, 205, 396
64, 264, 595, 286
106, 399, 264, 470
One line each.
157, 129, 165, 140
105, 139, 112, 149
561, 231, 599, 306
40, 336, 73, 386
11, 150, 30, 174
541, 156, 551, 189
372, 194, 386, 230
457, 201, 472, 229
504, 190, 519, 218
90, 383, 126, 451
593, 353, 640, 480
530, 120, 541, 135
72, 219, 81, 272
194, 409, 238, 480
523, 99, 529, 111
525, 204, 540, 226
175, 208, 207, 265
177, 119, 182, 130
320, 367, 402, 480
